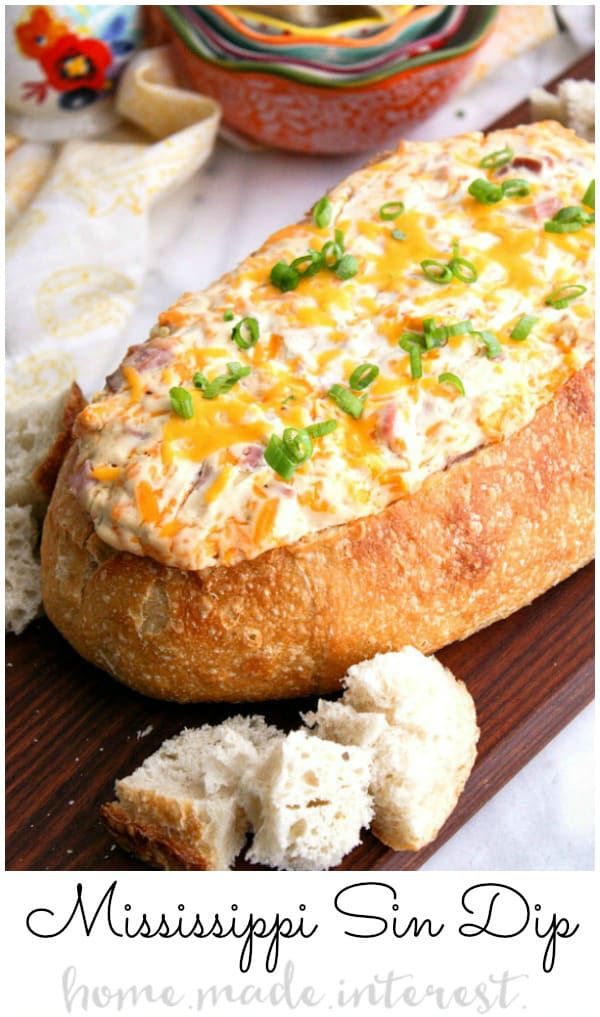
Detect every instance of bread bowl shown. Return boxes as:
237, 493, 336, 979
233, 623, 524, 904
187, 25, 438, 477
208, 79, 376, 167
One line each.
41, 121, 594, 702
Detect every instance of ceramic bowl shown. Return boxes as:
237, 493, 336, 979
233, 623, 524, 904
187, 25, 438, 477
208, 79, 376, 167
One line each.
157, 6, 498, 153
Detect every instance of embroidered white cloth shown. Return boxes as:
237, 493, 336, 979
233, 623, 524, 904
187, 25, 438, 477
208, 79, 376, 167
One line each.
5, 47, 220, 406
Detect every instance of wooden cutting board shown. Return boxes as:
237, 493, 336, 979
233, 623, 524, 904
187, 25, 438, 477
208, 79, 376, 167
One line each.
6, 53, 594, 872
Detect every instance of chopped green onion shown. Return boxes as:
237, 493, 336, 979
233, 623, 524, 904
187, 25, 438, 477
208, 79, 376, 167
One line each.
379, 200, 405, 221
264, 434, 296, 480
468, 178, 503, 204
477, 330, 502, 359
321, 240, 343, 269
582, 180, 595, 209
306, 419, 337, 439
291, 250, 323, 277
270, 261, 299, 292
510, 315, 538, 341
554, 205, 588, 223
479, 146, 513, 170
328, 384, 365, 419
282, 427, 313, 465
313, 196, 332, 229
399, 331, 425, 352
202, 362, 251, 399
349, 363, 379, 390
544, 220, 583, 234
169, 386, 194, 419
334, 228, 345, 250
449, 256, 478, 283
223, 310, 234, 322
335, 253, 359, 280
408, 345, 422, 380
438, 372, 465, 395
193, 371, 208, 390
421, 259, 453, 284
391, 229, 407, 241
500, 178, 530, 198
545, 283, 587, 309
231, 316, 260, 350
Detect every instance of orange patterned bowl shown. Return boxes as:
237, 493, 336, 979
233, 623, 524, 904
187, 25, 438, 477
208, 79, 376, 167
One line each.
157, 7, 498, 154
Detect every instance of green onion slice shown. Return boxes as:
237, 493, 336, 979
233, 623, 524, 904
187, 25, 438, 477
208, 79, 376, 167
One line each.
269, 261, 299, 292
169, 386, 194, 419
334, 228, 345, 250
510, 315, 538, 341
479, 146, 514, 170
282, 427, 313, 465
545, 283, 587, 309
349, 363, 379, 390
468, 178, 503, 204
391, 229, 407, 241
313, 196, 332, 229
321, 240, 343, 269
328, 384, 365, 419
306, 419, 337, 439
399, 331, 425, 352
544, 220, 583, 234
193, 371, 208, 390
223, 310, 234, 322
476, 330, 502, 359
335, 253, 359, 280
438, 372, 465, 395
264, 435, 296, 480
582, 180, 595, 209
554, 205, 587, 223
409, 345, 422, 380
291, 249, 323, 277
421, 259, 453, 284
501, 178, 530, 198
379, 200, 405, 221
202, 363, 251, 399
231, 316, 260, 350
449, 256, 478, 283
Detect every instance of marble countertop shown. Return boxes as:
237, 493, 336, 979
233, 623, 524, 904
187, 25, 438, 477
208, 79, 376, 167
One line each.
127, 17, 594, 870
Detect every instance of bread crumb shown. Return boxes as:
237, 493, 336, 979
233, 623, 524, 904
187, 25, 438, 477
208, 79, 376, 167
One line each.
136, 724, 154, 739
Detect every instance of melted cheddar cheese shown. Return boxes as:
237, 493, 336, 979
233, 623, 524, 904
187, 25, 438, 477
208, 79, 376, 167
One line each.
74, 123, 595, 571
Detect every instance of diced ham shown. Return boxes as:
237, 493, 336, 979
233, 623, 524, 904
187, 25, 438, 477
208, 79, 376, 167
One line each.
495, 156, 550, 177
124, 340, 173, 373
239, 445, 263, 469
68, 459, 93, 498
377, 402, 398, 448
105, 367, 123, 392
527, 195, 562, 221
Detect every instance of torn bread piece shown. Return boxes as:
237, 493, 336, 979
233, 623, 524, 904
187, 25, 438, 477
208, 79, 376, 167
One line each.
6, 381, 85, 516
5, 504, 42, 635
246, 730, 373, 871
102, 716, 281, 871
5, 381, 85, 634
304, 647, 479, 852
530, 79, 594, 141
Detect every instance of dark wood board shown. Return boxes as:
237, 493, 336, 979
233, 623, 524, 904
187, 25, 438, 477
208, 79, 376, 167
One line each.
5, 52, 594, 872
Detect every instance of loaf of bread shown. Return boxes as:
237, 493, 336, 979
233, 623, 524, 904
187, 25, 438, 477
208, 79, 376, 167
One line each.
41, 123, 594, 701
5, 504, 41, 635
304, 647, 479, 851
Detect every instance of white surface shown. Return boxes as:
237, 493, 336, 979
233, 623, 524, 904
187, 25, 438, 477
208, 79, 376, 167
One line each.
124, 19, 594, 870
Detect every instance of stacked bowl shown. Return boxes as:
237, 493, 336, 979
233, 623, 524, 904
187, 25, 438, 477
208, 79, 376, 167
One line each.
153, 5, 499, 153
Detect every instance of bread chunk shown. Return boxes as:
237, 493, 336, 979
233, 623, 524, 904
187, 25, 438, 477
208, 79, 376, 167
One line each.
247, 730, 373, 871
102, 716, 281, 870
305, 648, 479, 851
5, 504, 41, 635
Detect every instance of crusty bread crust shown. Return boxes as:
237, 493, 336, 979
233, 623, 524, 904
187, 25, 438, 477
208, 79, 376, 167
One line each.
101, 802, 211, 870
32, 381, 86, 501
40, 362, 594, 702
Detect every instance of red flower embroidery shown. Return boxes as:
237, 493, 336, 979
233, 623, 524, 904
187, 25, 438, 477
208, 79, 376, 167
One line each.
15, 6, 67, 60
40, 34, 112, 93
